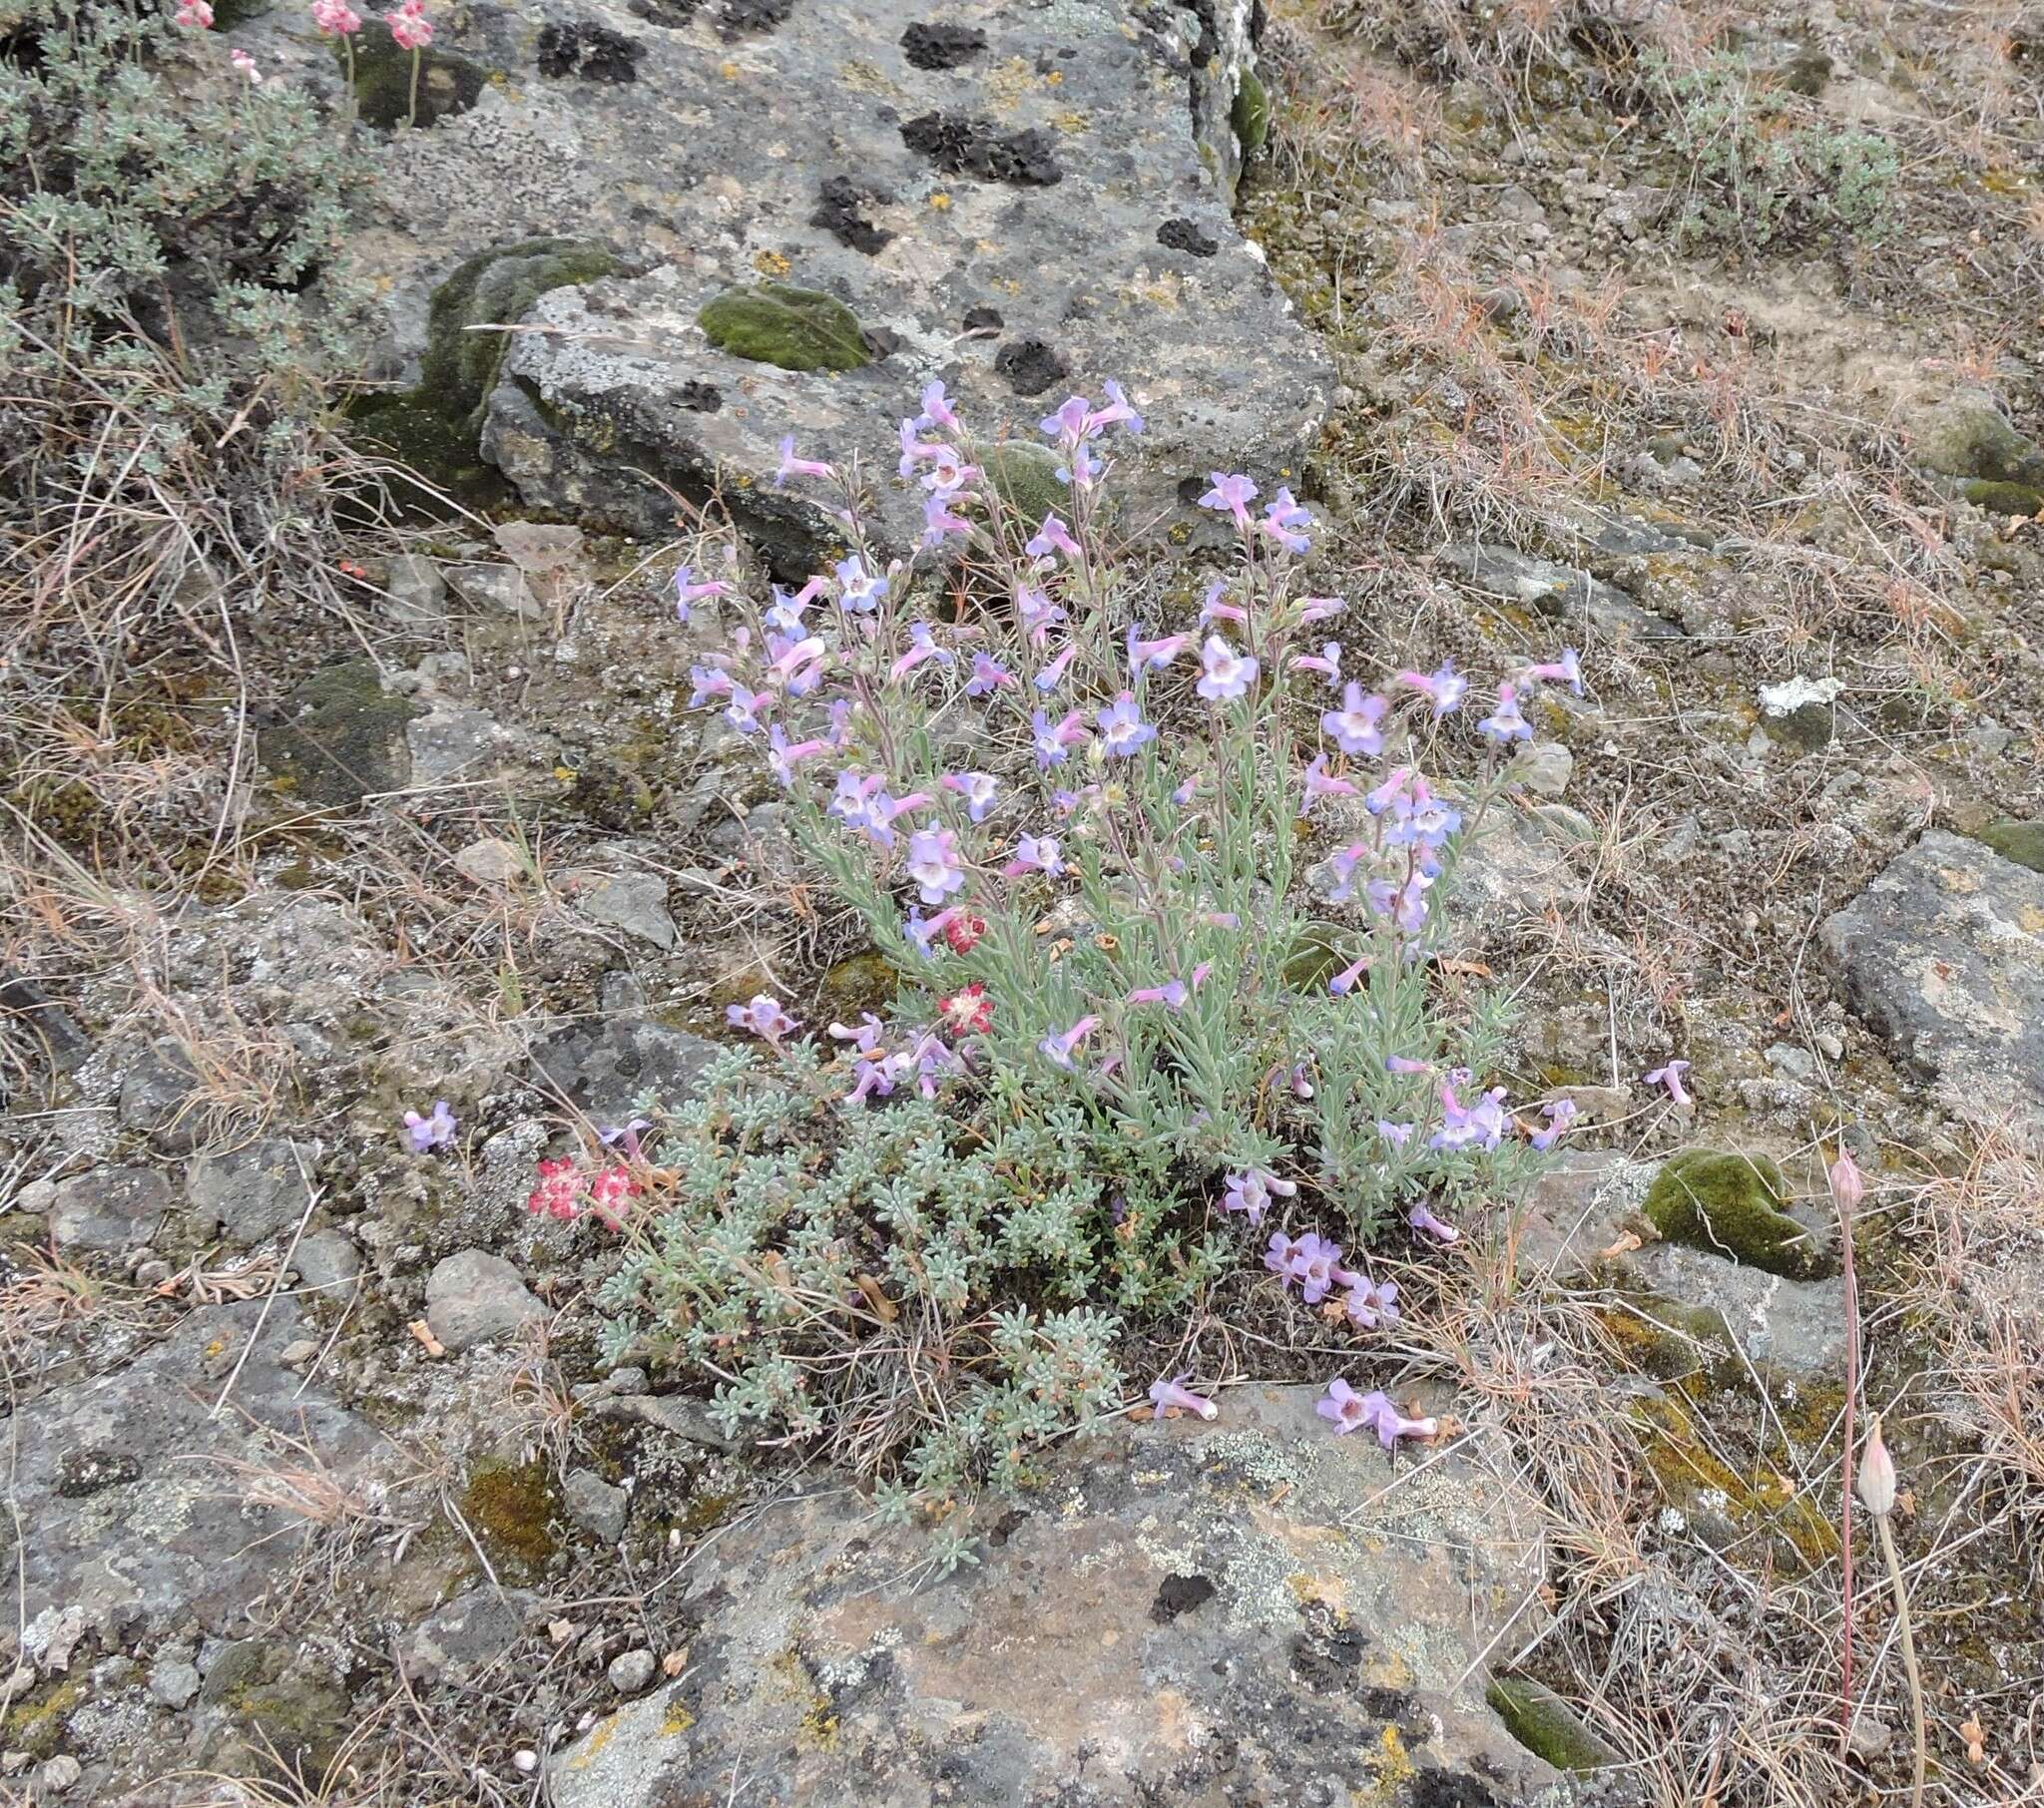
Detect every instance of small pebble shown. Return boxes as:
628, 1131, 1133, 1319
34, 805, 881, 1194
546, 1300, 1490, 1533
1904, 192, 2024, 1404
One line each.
279, 1339, 319, 1366
608, 1648, 657, 1694
40, 1755, 83, 1793
513, 1749, 539, 1774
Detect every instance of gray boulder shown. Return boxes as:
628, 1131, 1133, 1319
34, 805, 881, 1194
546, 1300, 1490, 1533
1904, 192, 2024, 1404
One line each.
549, 1384, 1571, 1806
1821, 829, 2044, 1136
187, 1139, 314, 1243
529, 1014, 721, 1122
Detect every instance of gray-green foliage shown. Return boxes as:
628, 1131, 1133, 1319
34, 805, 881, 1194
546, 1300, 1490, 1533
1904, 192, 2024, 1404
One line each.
596, 1045, 1200, 1508
1655, 51, 1898, 251
1, 0, 358, 369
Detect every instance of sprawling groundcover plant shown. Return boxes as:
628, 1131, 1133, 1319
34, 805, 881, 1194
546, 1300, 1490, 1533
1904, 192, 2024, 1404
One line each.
585, 383, 1583, 1536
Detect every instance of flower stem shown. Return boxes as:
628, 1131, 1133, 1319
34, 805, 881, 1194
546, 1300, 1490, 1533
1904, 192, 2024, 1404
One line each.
343, 35, 356, 123
406, 45, 421, 129
1876, 1509, 1925, 1808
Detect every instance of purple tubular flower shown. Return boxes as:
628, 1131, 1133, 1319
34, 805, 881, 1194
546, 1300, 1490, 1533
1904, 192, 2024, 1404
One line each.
1034, 644, 1078, 691
1032, 707, 1089, 769
1341, 1275, 1401, 1330
1126, 979, 1189, 1010
1386, 1055, 1430, 1075
1287, 1232, 1349, 1305
1095, 692, 1156, 757
1322, 682, 1388, 756
1430, 1078, 1509, 1151
1328, 951, 1370, 997
1260, 486, 1313, 554
1393, 660, 1468, 717
1127, 624, 1189, 677
1521, 648, 1584, 695
1025, 513, 1083, 563
1040, 395, 1093, 445
1198, 472, 1259, 528
1097, 380, 1144, 434
1220, 1167, 1296, 1225
723, 683, 773, 734
1004, 832, 1064, 877
1038, 1014, 1101, 1069
1196, 635, 1260, 701
688, 664, 735, 707
941, 770, 999, 822
1529, 1098, 1578, 1150
728, 994, 798, 1044
834, 555, 887, 614
1297, 596, 1345, 626
966, 651, 1016, 695
1478, 681, 1533, 743
915, 379, 963, 437
1356, 1390, 1437, 1450
774, 436, 834, 487
1148, 1372, 1218, 1421
899, 419, 942, 477
1200, 581, 1247, 626
1376, 1120, 1414, 1147
1316, 1377, 1373, 1436
1644, 1061, 1693, 1106
902, 905, 960, 959
1290, 641, 1343, 684
1298, 753, 1360, 819
766, 725, 829, 786
1408, 1202, 1460, 1244
402, 1100, 456, 1152
905, 823, 966, 904
671, 566, 729, 623
1014, 584, 1066, 643
922, 492, 973, 548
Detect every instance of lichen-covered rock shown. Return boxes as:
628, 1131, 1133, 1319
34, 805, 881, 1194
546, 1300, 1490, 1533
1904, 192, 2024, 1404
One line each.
1821, 829, 2044, 1135
1910, 388, 2044, 489
259, 661, 419, 808
1973, 817, 2044, 874
548, 1384, 1574, 1806
527, 1013, 721, 1121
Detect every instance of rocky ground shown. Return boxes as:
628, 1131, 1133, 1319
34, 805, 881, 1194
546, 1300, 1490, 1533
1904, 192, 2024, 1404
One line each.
3, 0, 2043, 1802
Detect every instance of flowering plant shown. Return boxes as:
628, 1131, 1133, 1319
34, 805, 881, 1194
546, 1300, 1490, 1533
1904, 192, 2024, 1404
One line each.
689, 383, 1572, 1257
590, 382, 1586, 1521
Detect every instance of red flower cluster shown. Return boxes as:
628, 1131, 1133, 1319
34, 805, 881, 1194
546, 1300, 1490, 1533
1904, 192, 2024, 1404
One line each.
943, 912, 986, 955
938, 981, 992, 1038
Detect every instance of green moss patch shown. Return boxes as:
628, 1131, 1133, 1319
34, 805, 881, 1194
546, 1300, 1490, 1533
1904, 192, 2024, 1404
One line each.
1232, 67, 1271, 157
1961, 479, 2044, 517
259, 660, 418, 808
972, 439, 1072, 529
1644, 1149, 1829, 1279
1975, 818, 2044, 874
462, 1460, 561, 1581
698, 281, 870, 372
816, 951, 898, 1022
1486, 1678, 1621, 1773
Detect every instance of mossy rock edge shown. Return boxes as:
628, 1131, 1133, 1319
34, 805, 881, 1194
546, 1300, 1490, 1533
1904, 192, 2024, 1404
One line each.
1975, 818, 2044, 874
1643, 1149, 1830, 1280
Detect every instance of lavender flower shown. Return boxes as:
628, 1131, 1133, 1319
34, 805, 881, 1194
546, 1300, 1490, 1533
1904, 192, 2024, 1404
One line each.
774, 436, 834, 487
1341, 1275, 1400, 1329
1521, 648, 1584, 695
905, 824, 966, 904
1148, 1372, 1219, 1421
1529, 1098, 1578, 1150
1322, 682, 1388, 756
723, 682, 773, 734
728, 994, 798, 1043
671, 566, 729, 623
941, 770, 999, 822
1645, 1060, 1693, 1106
1290, 641, 1342, 685
1260, 486, 1313, 555
688, 664, 734, 707
1477, 681, 1533, 743
1356, 1389, 1437, 1450
1025, 513, 1082, 563
966, 652, 1016, 695
1316, 1377, 1373, 1436
1429, 1077, 1509, 1151
1032, 706, 1089, 769
1004, 832, 1064, 878
1298, 753, 1360, 818
914, 379, 963, 436
1196, 635, 1259, 701
1376, 1120, 1414, 1147
1200, 581, 1248, 626
1095, 692, 1156, 758
1393, 660, 1468, 716
1038, 1014, 1101, 1069
1198, 472, 1258, 529
1127, 624, 1189, 676
1220, 1166, 1296, 1225
1287, 1231, 1349, 1304
1127, 978, 1189, 1010
1034, 644, 1078, 691
766, 725, 829, 786
1407, 1202, 1460, 1244
403, 1100, 456, 1152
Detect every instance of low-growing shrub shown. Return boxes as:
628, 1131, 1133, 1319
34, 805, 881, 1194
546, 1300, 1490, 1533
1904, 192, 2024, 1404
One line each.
574, 384, 1587, 1531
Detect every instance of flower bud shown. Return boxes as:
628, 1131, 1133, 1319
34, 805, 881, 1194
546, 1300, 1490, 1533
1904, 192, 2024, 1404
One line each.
1857, 1414, 1897, 1517
1828, 1146, 1866, 1214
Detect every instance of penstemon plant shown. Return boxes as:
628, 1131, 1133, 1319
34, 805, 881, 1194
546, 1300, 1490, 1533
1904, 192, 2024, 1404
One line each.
583, 380, 1588, 1518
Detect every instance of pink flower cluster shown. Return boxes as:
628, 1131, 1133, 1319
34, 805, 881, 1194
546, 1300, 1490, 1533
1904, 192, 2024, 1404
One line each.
1265, 1231, 1401, 1332
1317, 1379, 1437, 1447
526, 1156, 638, 1228
389, 0, 432, 48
